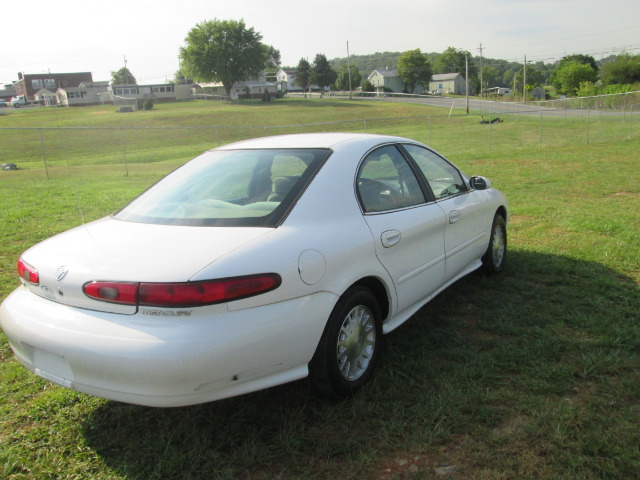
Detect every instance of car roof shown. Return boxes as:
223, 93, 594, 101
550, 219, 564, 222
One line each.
213, 132, 417, 151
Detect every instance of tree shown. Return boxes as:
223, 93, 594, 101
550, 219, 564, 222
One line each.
311, 54, 337, 94
397, 49, 432, 93
559, 54, 598, 73
295, 58, 312, 94
600, 53, 640, 85
362, 79, 375, 92
552, 61, 598, 96
179, 19, 279, 97
551, 54, 598, 92
111, 67, 136, 85
334, 64, 362, 91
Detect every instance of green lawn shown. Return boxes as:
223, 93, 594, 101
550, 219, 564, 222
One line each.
1, 98, 639, 479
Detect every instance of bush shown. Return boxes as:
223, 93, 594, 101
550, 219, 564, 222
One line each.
362, 80, 375, 92
143, 99, 154, 110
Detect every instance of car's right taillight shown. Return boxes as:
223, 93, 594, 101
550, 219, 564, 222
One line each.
83, 274, 281, 308
17, 257, 39, 285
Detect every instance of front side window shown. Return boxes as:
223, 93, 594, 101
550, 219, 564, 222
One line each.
403, 144, 467, 200
357, 145, 425, 213
115, 148, 330, 227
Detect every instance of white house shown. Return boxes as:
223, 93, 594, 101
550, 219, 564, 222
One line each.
368, 69, 404, 93
109, 83, 192, 102
193, 81, 276, 100
33, 88, 58, 106
57, 81, 109, 107
275, 68, 327, 92
276, 68, 301, 92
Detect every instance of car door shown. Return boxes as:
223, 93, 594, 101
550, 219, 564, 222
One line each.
402, 144, 489, 282
357, 145, 447, 314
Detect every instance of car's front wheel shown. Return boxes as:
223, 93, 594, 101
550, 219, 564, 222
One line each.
309, 286, 383, 398
482, 213, 507, 275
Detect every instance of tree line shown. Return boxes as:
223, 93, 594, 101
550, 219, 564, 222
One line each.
110, 18, 640, 99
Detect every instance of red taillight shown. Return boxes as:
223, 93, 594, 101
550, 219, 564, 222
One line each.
17, 257, 39, 284
83, 281, 139, 305
83, 274, 281, 308
139, 275, 281, 307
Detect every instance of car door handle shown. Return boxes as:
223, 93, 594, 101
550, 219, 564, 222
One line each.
449, 210, 460, 224
381, 230, 401, 248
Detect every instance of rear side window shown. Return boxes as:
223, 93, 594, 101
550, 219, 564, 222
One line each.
115, 148, 330, 227
403, 144, 467, 200
357, 145, 426, 212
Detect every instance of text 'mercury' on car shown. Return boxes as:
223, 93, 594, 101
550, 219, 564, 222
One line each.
0, 133, 508, 407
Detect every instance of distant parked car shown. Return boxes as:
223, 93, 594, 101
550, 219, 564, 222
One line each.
0, 100, 8, 107
0, 133, 508, 407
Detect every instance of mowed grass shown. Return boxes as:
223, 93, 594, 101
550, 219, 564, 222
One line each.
1, 98, 639, 479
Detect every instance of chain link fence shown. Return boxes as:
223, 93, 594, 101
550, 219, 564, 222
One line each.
1, 93, 638, 180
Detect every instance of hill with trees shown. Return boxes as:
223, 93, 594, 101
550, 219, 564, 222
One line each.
326, 49, 638, 98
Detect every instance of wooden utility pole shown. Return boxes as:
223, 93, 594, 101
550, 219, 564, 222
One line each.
523, 55, 527, 102
478, 43, 484, 98
347, 41, 353, 100
465, 54, 469, 114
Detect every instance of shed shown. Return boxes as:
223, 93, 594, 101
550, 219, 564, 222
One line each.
428, 73, 467, 95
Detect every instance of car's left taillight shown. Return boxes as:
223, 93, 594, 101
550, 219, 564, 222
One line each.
17, 257, 39, 284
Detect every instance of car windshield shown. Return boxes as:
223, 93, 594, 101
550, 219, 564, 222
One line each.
114, 148, 331, 227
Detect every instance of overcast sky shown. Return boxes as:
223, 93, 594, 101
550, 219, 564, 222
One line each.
2, 0, 638, 85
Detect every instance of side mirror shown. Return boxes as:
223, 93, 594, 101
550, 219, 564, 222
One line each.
469, 176, 492, 190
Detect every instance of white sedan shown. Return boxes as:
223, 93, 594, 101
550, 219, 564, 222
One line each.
0, 133, 508, 407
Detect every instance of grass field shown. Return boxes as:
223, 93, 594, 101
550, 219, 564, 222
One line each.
1, 98, 639, 479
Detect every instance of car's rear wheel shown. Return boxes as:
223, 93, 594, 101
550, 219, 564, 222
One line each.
482, 213, 507, 275
309, 286, 383, 398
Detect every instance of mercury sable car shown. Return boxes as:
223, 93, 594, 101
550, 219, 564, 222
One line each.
0, 133, 508, 407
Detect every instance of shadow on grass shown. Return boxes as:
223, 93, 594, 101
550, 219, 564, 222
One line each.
81, 249, 640, 479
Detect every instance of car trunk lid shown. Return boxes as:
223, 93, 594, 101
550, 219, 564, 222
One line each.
19, 217, 271, 314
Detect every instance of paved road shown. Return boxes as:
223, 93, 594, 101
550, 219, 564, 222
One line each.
376, 94, 585, 117
366, 94, 636, 118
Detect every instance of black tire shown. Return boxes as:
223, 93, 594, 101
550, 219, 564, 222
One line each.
309, 286, 383, 399
482, 214, 507, 275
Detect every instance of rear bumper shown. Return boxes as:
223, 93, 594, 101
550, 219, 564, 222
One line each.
0, 286, 335, 407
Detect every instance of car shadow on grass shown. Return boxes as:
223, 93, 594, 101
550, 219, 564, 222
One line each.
81, 249, 640, 479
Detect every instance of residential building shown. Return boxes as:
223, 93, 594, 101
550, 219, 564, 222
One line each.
0, 84, 15, 101
276, 68, 301, 91
368, 69, 405, 93
530, 87, 546, 100
429, 73, 467, 95
193, 81, 277, 100
13, 72, 93, 101
33, 89, 57, 106
58, 81, 109, 107
109, 83, 192, 102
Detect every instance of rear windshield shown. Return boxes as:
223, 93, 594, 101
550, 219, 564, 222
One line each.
114, 148, 331, 227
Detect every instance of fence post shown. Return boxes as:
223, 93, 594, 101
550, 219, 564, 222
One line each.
429, 116, 432, 145
539, 109, 543, 149
119, 127, 129, 177
585, 108, 590, 144
38, 128, 50, 180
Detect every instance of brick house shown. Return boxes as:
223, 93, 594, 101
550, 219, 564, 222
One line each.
13, 72, 93, 101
